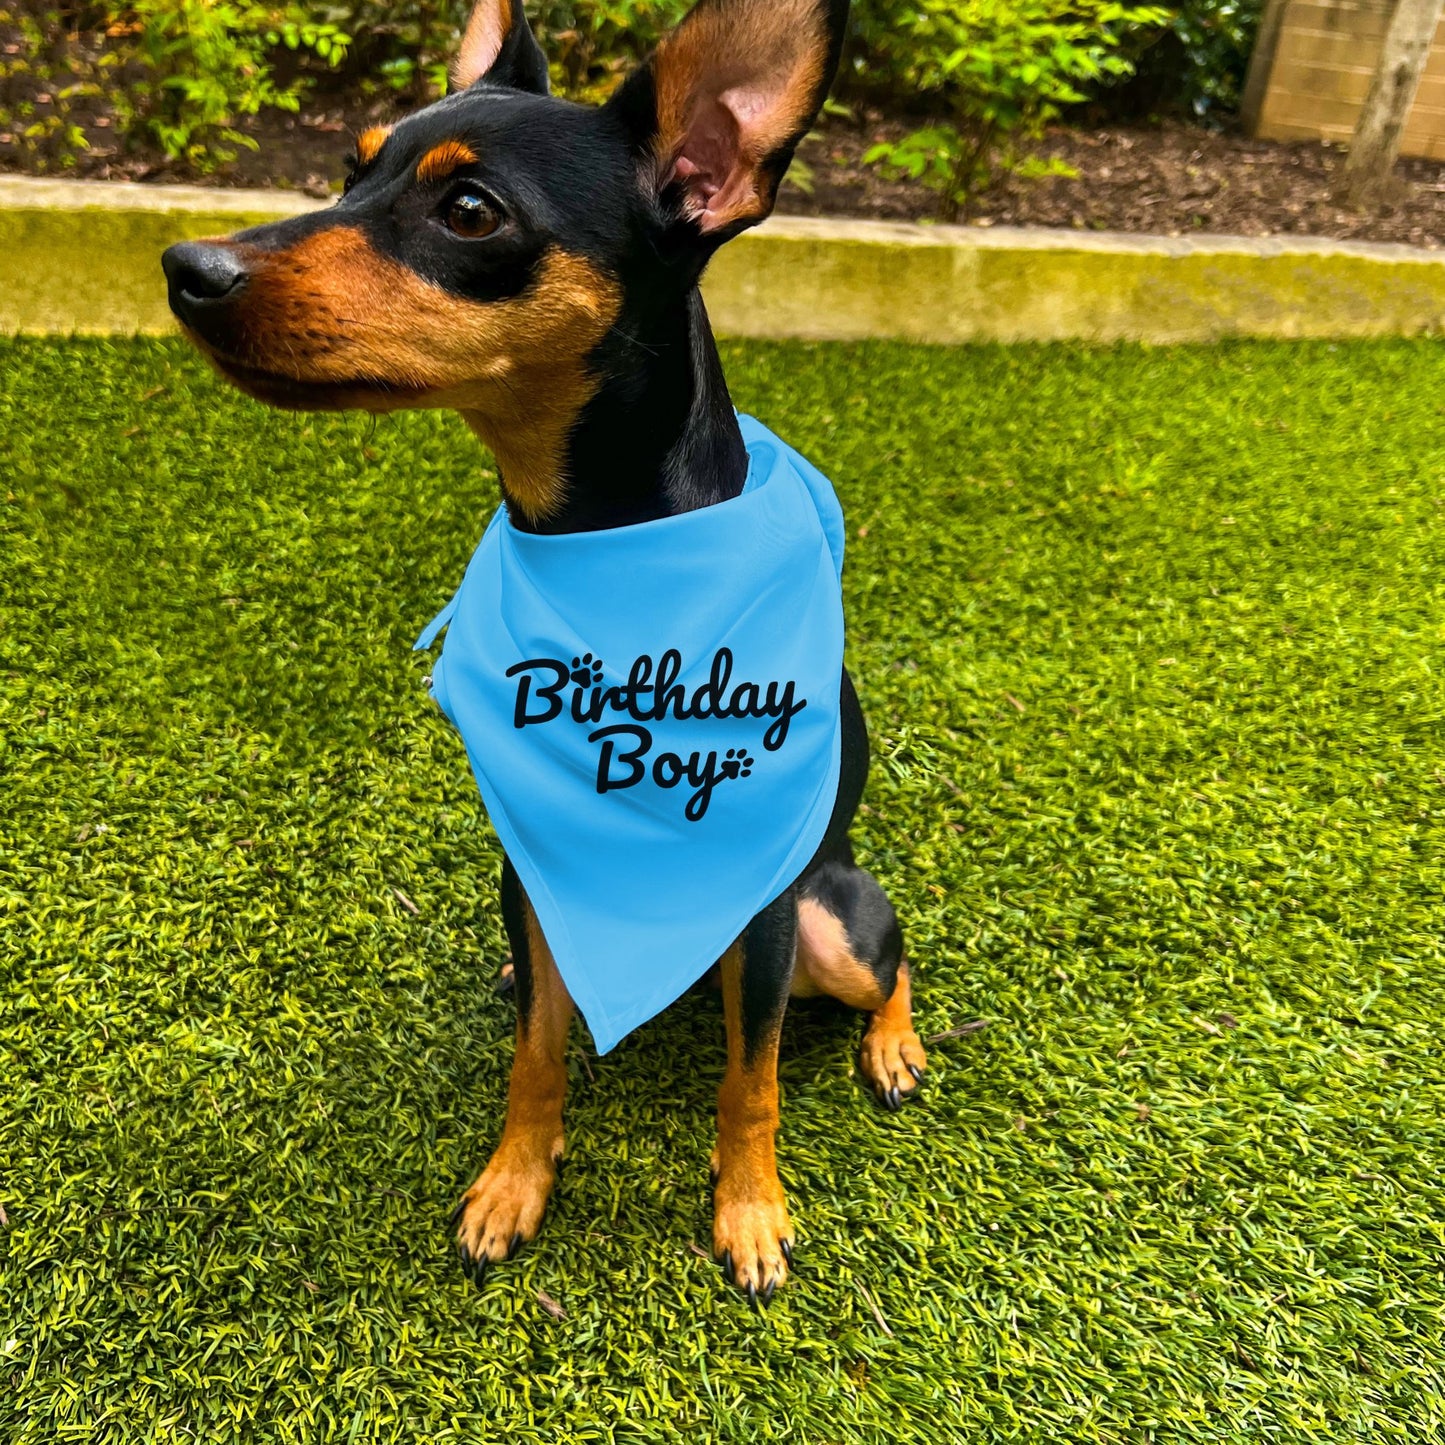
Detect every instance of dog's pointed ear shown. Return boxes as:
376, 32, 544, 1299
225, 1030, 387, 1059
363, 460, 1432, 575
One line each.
605, 0, 848, 244
451, 0, 550, 94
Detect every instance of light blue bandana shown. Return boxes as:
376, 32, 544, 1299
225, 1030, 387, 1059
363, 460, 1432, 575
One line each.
415, 415, 845, 1053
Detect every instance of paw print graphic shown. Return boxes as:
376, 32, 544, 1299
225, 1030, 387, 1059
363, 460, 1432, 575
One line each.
723, 747, 755, 779
570, 653, 604, 687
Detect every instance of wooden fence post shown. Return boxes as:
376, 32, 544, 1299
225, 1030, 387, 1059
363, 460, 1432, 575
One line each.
1241, 0, 1291, 135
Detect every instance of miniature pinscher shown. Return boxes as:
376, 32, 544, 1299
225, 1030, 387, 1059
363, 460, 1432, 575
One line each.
161, 0, 926, 1305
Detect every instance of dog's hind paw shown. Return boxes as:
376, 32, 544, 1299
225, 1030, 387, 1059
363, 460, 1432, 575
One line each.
451, 1144, 559, 1287
858, 1020, 927, 1111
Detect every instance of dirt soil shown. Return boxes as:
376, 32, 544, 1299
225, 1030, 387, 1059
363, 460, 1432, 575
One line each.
8, 88, 1445, 249
781, 117, 1445, 250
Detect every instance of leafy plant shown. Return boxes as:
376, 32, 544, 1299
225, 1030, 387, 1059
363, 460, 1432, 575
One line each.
117, 1, 349, 170
531, 0, 687, 99
307, 0, 462, 102
1158, 0, 1264, 113
318, 0, 688, 104
1, 2, 350, 174
856, 0, 1170, 221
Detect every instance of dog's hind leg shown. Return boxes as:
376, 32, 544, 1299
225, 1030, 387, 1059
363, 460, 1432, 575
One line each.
712, 890, 797, 1304
453, 857, 572, 1284
794, 859, 927, 1110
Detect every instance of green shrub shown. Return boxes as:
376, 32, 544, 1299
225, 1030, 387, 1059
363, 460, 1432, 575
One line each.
0, 2, 347, 174
2, 0, 1179, 189
1155, 0, 1263, 113
119, 1, 348, 170
323, 0, 687, 103
531, 0, 688, 99
310, 0, 465, 102
854, 0, 1170, 220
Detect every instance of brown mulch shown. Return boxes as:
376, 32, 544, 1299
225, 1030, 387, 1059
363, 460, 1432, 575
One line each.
8, 84, 1445, 250
779, 116, 1445, 250
0, 94, 398, 198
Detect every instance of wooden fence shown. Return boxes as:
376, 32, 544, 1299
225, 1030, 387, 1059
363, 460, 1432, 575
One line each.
1245, 0, 1445, 159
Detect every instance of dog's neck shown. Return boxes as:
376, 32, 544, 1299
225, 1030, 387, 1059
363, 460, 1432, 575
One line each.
496, 286, 748, 535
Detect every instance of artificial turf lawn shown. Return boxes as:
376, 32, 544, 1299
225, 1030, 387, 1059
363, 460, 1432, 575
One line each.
3, 334, 1445, 1444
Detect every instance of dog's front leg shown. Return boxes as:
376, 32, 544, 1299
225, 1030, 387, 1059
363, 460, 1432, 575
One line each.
453, 858, 572, 1285
712, 888, 796, 1305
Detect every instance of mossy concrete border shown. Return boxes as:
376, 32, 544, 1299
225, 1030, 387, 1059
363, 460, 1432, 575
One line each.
6, 174, 1445, 342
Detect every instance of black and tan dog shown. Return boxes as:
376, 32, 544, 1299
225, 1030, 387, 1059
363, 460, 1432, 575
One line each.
161, 0, 926, 1304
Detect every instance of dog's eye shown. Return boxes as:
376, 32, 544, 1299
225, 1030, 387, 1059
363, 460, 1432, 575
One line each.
445, 188, 501, 239
342, 153, 359, 195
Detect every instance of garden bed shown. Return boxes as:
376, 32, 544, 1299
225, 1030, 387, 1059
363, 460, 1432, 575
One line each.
792, 116, 1445, 251
10, 100, 1445, 249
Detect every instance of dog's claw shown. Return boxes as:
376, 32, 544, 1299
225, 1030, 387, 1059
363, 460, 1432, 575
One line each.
455, 1237, 487, 1290
747, 1280, 759, 1310
780, 1238, 793, 1267
760, 1278, 777, 1305
886, 1084, 903, 1111
447, 1197, 466, 1229
720, 1248, 735, 1285
507, 1231, 523, 1261
907, 1063, 925, 1084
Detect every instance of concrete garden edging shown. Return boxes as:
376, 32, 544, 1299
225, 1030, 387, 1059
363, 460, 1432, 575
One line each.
5, 174, 1445, 343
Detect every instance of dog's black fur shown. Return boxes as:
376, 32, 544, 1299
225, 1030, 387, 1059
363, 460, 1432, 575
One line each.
162, 0, 925, 1304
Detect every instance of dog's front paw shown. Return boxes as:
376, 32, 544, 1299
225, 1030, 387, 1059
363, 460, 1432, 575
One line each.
859, 1019, 927, 1111
713, 1175, 793, 1307
451, 1144, 559, 1287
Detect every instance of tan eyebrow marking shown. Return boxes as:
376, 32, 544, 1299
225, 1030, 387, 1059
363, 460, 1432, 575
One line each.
355, 125, 392, 167
417, 139, 479, 184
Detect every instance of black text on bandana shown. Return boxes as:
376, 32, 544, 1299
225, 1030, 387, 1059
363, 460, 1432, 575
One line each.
506, 647, 808, 820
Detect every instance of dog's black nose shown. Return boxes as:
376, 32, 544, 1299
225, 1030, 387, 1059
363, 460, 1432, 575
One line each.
163, 241, 247, 299
162, 242, 249, 325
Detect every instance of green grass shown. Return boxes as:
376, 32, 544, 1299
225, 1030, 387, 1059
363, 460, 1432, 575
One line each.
3, 335, 1445, 1444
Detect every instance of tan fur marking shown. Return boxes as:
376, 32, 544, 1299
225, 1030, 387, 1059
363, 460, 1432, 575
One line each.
651, 0, 827, 229
454, 0, 512, 90
791, 896, 927, 1103
417, 139, 479, 184
454, 903, 573, 1264
792, 896, 886, 1008
858, 960, 928, 1102
197, 227, 620, 520
712, 941, 792, 1296
355, 125, 391, 167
